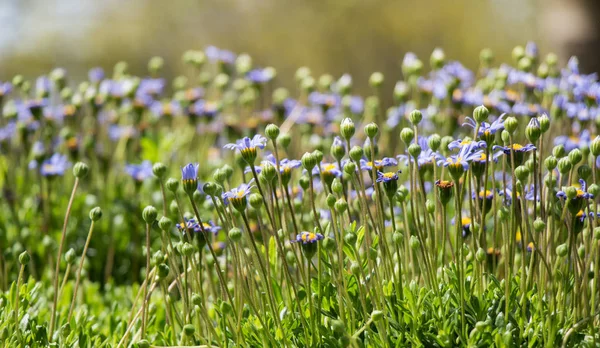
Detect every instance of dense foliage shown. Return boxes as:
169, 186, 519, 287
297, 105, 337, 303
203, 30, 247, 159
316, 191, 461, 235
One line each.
1, 43, 599, 347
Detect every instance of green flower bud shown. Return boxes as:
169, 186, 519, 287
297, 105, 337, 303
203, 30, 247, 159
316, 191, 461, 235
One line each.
393, 81, 409, 102
504, 117, 518, 134
349, 146, 364, 162
340, 118, 355, 140
158, 263, 170, 279
326, 194, 337, 208
557, 157, 572, 174
265, 124, 280, 140
301, 152, 317, 171
473, 105, 489, 123
183, 324, 195, 336
65, 248, 76, 264
148, 56, 164, 74
539, 113, 550, 133
278, 133, 291, 149
73, 162, 89, 178
89, 207, 102, 221
408, 143, 421, 158
344, 232, 357, 245
545, 156, 557, 170
369, 72, 384, 88
331, 179, 343, 194
261, 162, 277, 182
568, 148, 583, 165
181, 243, 195, 257
212, 169, 226, 184
202, 182, 216, 196
410, 235, 420, 250
588, 184, 600, 198
393, 231, 403, 245
19, 251, 30, 265
578, 245, 585, 258
165, 178, 179, 192
515, 165, 529, 182
475, 248, 486, 263
533, 219, 546, 233
312, 150, 324, 163
512, 45, 525, 63
137, 340, 150, 348
331, 319, 345, 334
350, 262, 361, 275
364, 123, 379, 139
299, 175, 310, 190
142, 206, 158, 223
430, 48, 445, 69
344, 161, 356, 175
249, 193, 263, 209
501, 130, 510, 144
518, 56, 532, 72
426, 199, 435, 214
440, 136, 454, 153
152, 162, 167, 179
371, 310, 384, 321
480, 48, 494, 66
525, 117, 541, 143
408, 109, 422, 126
229, 227, 242, 242
158, 216, 173, 231
427, 134, 441, 151
335, 199, 348, 213
553, 145, 566, 158
565, 186, 578, 199
400, 128, 414, 145
578, 165, 592, 182
591, 136, 600, 157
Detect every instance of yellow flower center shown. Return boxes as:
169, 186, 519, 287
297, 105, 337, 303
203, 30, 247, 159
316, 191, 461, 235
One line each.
512, 144, 524, 151
461, 217, 471, 226
324, 164, 336, 172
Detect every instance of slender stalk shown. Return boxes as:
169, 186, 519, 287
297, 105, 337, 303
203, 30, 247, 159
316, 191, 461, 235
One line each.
49, 177, 80, 339
67, 220, 97, 322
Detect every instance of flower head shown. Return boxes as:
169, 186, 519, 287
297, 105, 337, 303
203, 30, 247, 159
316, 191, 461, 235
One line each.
360, 157, 398, 172
181, 163, 200, 194
222, 179, 255, 211
438, 142, 483, 180
125, 160, 154, 182
39, 153, 70, 177
224, 135, 267, 164
492, 143, 536, 167
293, 231, 324, 244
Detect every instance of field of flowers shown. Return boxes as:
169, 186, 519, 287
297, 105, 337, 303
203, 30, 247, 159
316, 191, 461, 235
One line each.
0, 43, 599, 347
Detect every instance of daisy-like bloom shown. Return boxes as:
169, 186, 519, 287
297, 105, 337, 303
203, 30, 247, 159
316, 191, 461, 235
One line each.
472, 189, 494, 216
247, 68, 274, 84
39, 153, 71, 177
492, 143, 536, 167
377, 171, 401, 198
222, 179, 255, 211
279, 158, 302, 185
138, 78, 165, 97
359, 157, 398, 172
125, 160, 154, 182
88, 67, 105, 84
438, 142, 483, 180
293, 231, 324, 244
451, 216, 472, 238
177, 217, 203, 234
151, 100, 182, 118
181, 163, 200, 194
447, 138, 487, 151
189, 100, 220, 119
224, 135, 267, 164
312, 162, 343, 186
205, 46, 236, 65
557, 179, 594, 214
463, 113, 506, 143
554, 129, 591, 153
0, 81, 12, 97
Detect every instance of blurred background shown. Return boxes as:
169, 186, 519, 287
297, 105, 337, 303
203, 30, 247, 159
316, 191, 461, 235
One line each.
1, 0, 599, 94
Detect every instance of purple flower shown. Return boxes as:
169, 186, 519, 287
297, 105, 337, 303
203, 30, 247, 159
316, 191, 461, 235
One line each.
247, 68, 273, 84
448, 139, 487, 151
222, 179, 255, 206
292, 231, 324, 244
359, 157, 397, 171
0, 82, 12, 96
125, 161, 154, 182
88, 67, 105, 83
39, 153, 70, 177
376, 171, 399, 183
439, 142, 483, 172
181, 163, 199, 182
224, 135, 267, 153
